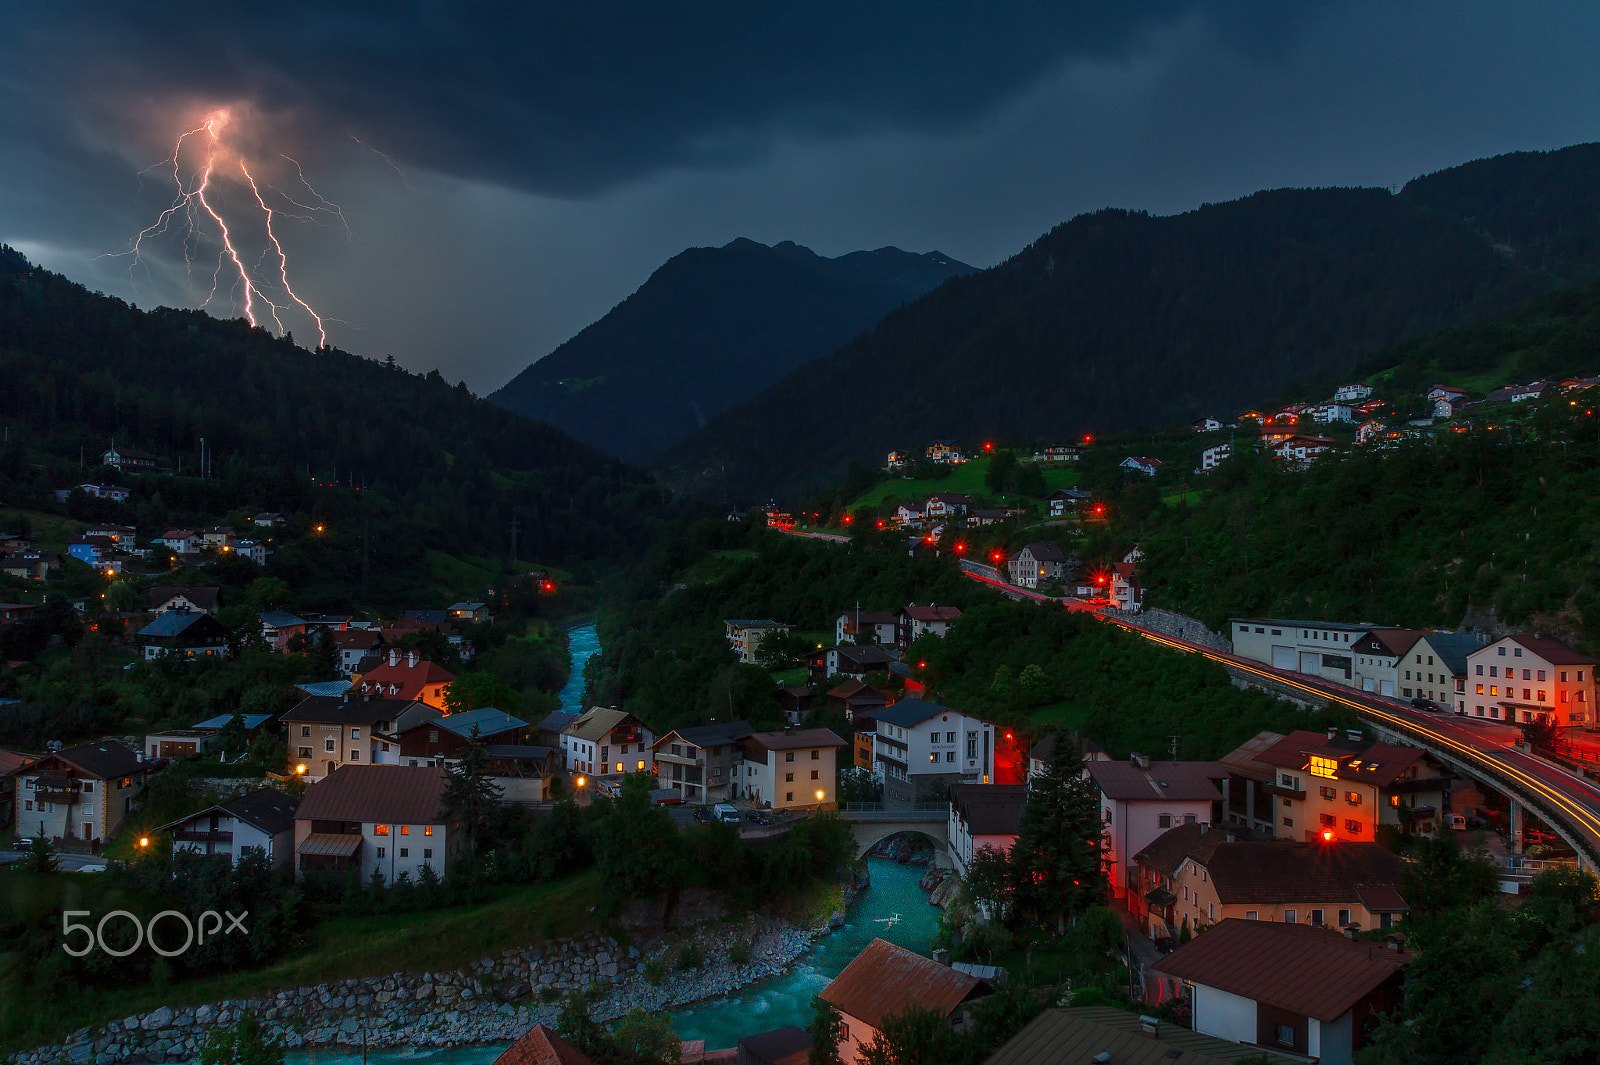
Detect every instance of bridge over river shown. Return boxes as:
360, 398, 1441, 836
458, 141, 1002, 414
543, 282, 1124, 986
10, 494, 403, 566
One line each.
840, 802, 952, 867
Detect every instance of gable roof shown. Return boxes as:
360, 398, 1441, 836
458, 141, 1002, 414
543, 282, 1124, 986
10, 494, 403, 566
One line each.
358, 658, 458, 698
537, 710, 579, 734
0, 749, 34, 777
1019, 542, 1066, 563
656, 721, 754, 749
1202, 840, 1406, 907
986, 1007, 1304, 1065
433, 707, 527, 739
1133, 822, 1228, 877
1087, 760, 1224, 802
45, 740, 146, 780
1155, 919, 1410, 1022
837, 609, 899, 625
295, 764, 450, 825
1406, 632, 1485, 675
820, 938, 988, 1028
903, 603, 962, 622
1498, 633, 1597, 665
744, 728, 846, 753
869, 698, 950, 728
193, 713, 274, 731
1216, 730, 1285, 784
564, 706, 641, 742
949, 783, 1028, 836
145, 586, 220, 612
163, 788, 300, 835
282, 695, 434, 727
1253, 730, 1428, 787
137, 612, 229, 640
493, 1024, 596, 1065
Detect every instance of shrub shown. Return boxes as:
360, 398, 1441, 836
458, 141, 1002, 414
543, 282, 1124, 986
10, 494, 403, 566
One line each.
642, 959, 666, 986
675, 941, 704, 971
728, 940, 751, 966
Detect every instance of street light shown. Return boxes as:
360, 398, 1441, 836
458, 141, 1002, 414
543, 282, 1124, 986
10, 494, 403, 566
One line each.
137, 837, 149, 849
295, 764, 307, 775
576, 776, 587, 789
815, 790, 825, 801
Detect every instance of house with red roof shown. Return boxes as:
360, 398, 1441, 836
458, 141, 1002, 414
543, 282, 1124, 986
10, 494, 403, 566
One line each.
819, 938, 991, 1063
1465, 633, 1597, 728
158, 529, 202, 554
293, 764, 458, 880
356, 649, 457, 708
492, 1024, 594, 1065
1247, 727, 1453, 841
897, 602, 962, 648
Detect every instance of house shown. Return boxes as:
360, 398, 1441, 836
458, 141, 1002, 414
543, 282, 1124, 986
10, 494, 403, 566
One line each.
1333, 384, 1374, 402
1153, 919, 1409, 1064
835, 609, 898, 647
819, 938, 990, 1063
1025, 733, 1107, 781
158, 529, 202, 554
776, 685, 813, 724
160, 788, 300, 870
283, 695, 440, 779
864, 699, 996, 800
1, 749, 35, 830
333, 629, 384, 674
885, 450, 909, 470
145, 586, 220, 616
448, 601, 493, 624
652, 720, 754, 805
293, 764, 458, 880
827, 679, 887, 720
2, 552, 57, 581
259, 610, 309, 652
1273, 435, 1336, 465
1251, 727, 1452, 841
925, 439, 964, 464
1313, 403, 1354, 424
1110, 561, 1142, 612
14, 740, 155, 846
1133, 824, 1409, 944
1088, 755, 1225, 899
1432, 394, 1467, 418
356, 650, 457, 708
1425, 384, 1467, 405
1120, 456, 1162, 476
894, 504, 925, 528
1347, 627, 1437, 697
925, 493, 971, 519
899, 603, 962, 648
483, 746, 561, 804
101, 445, 159, 471
232, 540, 268, 565
1395, 631, 1484, 710
66, 537, 116, 567
136, 611, 231, 661
736, 727, 847, 810
492, 1024, 596, 1065
201, 526, 236, 549
1355, 419, 1388, 445
1200, 443, 1231, 471
252, 512, 283, 527
985, 1006, 1305, 1065
1045, 488, 1092, 517
947, 783, 1027, 878
396, 707, 529, 762
143, 728, 223, 759
1006, 543, 1067, 590
1465, 633, 1597, 727
736, 1026, 810, 1065
724, 619, 794, 664
1192, 417, 1223, 433
819, 643, 896, 681
560, 706, 654, 779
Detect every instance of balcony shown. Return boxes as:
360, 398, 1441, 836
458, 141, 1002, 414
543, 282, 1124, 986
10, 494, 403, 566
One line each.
34, 787, 81, 805
174, 830, 233, 843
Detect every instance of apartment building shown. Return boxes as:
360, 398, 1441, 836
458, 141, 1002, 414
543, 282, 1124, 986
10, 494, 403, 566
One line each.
724, 619, 794, 664
282, 695, 440, 779
736, 728, 847, 811
864, 699, 995, 801
652, 720, 754, 804
1465, 634, 1596, 727
1088, 756, 1225, 900
1255, 728, 1451, 841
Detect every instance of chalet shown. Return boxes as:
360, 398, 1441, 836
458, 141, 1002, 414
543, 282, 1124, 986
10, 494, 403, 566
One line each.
136, 611, 231, 661
560, 706, 654, 779
448, 601, 493, 624
158, 529, 202, 554
1192, 417, 1223, 433
396, 707, 528, 762
1110, 561, 1142, 612
334, 629, 384, 674
66, 537, 116, 567
925, 493, 971, 518
1465, 633, 1596, 727
15, 740, 155, 846
724, 619, 794, 665
925, 439, 964, 464
1355, 419, 1387, 445
737, 728, 847, 810
947, 782, 1027, 878
1432, 394, 1467, 418
966, 507, 1010, 525
356, 650, 457, 708
1250, 727, 1452, 841
777, 685, 813, 724
1425, 384, 1467, 404
1200, 442, 1232, 471
202, 526, 236, 549
898, 603, 961, 648
1026, 733, 1107, 781
885, 450, 909, 470
259, 610, 309, 652
483, 746, 560, 803
827, 679, 887, 720
294, 764, 458, 880
1088, 756, 1226, 899
145, 586, 220, 616
1133, 824, 1409, 943
835, 609, 897, 647
283, 694, 440, 779
1153, 919, 1409, 1062
1006, 543, 1067, 589
101, 445, 159, 471
1334, 383, 1373, 401
652, 720, 754, 805
1036, 445, 1084, 462
232, 539, 268, 564
161, 788, 300, 870
817, 643, 895, 681
1273, 435, 1336, 465
2, 553, 56, 581
894, 504, 925, 528
819, 939, 990, 1063
1045, 488, 1092, 517
1120, 456, 1162, 476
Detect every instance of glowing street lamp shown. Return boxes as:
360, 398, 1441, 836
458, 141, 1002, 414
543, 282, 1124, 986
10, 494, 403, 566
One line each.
137, 837, 150, 849
815, 790, 825, 801
295, 764, 307, 775
576, 776, 587, 789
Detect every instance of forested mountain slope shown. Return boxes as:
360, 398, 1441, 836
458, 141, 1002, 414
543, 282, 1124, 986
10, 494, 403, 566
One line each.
487, 238, 971, 464
663, 143, 1600, 501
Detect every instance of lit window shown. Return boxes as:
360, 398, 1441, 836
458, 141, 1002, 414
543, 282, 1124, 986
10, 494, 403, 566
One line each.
424, 826, 433, 836
375, 824, 389, 835
400, 826, 409, 836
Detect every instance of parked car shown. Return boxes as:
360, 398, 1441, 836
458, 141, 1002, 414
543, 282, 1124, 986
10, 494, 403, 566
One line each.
713, 803, 742, 824
693, 807, 714, 824
1410, 697, 1433, 710
11, 837, 36, 851
754, 811, 779, 826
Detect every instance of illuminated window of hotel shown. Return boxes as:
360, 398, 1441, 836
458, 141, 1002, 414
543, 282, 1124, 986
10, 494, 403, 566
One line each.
1309, 755, 1338, 778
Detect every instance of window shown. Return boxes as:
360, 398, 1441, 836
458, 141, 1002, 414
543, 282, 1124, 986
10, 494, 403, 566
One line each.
429, 730, 439, 742
1282, 797, 1293, 807
1338, 908, 1352, 925
786, 792, 793, 802
1158, 814, 1173, 828
929, 731, 939, 743
350, 728, 361, 739
375, 824, 389, 835
349, 750, 360, 761
376, 847, 386, 858
81, 781, 93, 793
1345, 819, 1362, 834
811, 770, 820, 780
1245, 910, 1259, 920
1476, 665, 1484, 675
423, 848, 433, 859
301, 726, 311, 737
1280, 773, 1295, 786
400, 826, 409, 836
1209, 902, 1216, 919
1309, 909, 1324, 926
23, 800, 31, 811
946, 731, 956, 743
299, 747, 312, 757
1477, 684, 1484, 694
1275, 1023, 1295, 1046
1538, 670, 1547, 682
1320, 786, 1336, 800
1524, 688, 1532, 700
1561, 671, 1569, 682
785, 772, 794, 782
1284, 909, 1297, 924
1491, 686, 1499, 697
325, 739, 336, 752
1499, 646, 1506, 656
785, 752, 795, 762
399, 848, 408, 858
1346, 792, 1362, 805
1539, 690, 1547, 702
424, 827, 433, 836
929, 753, 938, 763
1283, 817, 1293, 827
946, 752, 955, 762
1515, 648, 1523, 657
1491, 666, 1499, 677
1320, 814, 1335, 827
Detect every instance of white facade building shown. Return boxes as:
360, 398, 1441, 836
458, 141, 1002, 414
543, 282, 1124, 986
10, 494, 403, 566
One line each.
865, 699, 995, 788
162, 788, 299, 869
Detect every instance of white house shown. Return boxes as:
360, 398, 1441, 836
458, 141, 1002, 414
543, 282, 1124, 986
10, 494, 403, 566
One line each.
14, 741, 156, 846
1313, 403, 1354, 424
1110, 561, 1142, 612
735, 728, 846, 811
1120, 456, 1162, 476
819, 939, 990, 1064
1191, 417, 1223, 433
560, 706, 654, 779
835, 609, 898, 647
1356, 419, 1388, 445
925, 493, 971, 519
161, 788, 299, 870
1200, 443, 1232, 471
864, 699, 995, 795
293, 764, 458, 881
898, 603, 962, 647
1465, 633, 1596, 727
1333, 383, 1374, 402
1089, 755, 1224, 900
1006, 543, 1068, 589
947, 783, 1027, 878
159, 529, 202, 554
233, 539, 268, 565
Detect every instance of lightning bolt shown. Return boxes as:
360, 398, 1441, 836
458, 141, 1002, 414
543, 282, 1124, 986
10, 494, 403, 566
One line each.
113, 107, 338, 348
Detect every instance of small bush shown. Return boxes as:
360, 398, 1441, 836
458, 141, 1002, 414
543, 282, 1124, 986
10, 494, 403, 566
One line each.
675, 941, 704, 971
642, 959, 667, 986
728, 940, 751, 966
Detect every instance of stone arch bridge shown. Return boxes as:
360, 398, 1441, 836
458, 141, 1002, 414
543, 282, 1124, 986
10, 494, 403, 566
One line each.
841, 803, 952, 868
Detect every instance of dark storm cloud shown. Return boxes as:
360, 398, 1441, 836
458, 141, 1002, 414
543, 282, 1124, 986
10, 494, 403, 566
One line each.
0, 1, 1315, 196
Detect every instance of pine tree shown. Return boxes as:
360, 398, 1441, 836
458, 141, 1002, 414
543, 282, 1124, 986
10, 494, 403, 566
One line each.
1011, 731, 1104, 933
442, 729, 504, 859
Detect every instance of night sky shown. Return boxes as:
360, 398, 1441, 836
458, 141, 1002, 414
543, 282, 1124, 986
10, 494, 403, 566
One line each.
2, 2, 1598, 392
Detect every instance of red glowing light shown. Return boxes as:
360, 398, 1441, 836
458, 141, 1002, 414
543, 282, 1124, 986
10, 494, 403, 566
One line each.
842, 515, 852, 524
954, 542, 966, 553
1093, 504, 1105, 515
876, 520, 884, 528
1082, 434, 1093, 444
1322, 830, 1334, 842
983, 441, 994, 451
